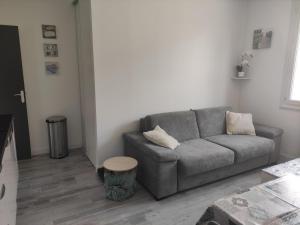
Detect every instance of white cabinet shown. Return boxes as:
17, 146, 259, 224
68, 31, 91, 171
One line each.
0, 128, 18, 225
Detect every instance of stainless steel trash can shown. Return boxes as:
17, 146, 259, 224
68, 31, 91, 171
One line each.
46, 116, 68, 159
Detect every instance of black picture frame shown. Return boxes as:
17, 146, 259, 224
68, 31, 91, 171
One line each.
43, 43, 58, 57
42, 25, 57, 39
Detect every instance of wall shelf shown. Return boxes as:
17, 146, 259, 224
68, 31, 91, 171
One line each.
231, 76, 251, 80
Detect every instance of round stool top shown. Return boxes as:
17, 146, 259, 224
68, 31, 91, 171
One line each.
103, 156, 138, 172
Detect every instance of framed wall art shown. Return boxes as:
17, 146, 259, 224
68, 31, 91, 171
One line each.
42, 25, 57, 39
253, 29, 273, 49
44, 43, 58, 57
45, 62, 59, 75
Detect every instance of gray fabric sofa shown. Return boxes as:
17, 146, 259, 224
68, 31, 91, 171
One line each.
123, 106, 283, 199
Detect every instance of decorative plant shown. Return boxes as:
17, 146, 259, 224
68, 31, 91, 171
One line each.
236, 52, 254, 73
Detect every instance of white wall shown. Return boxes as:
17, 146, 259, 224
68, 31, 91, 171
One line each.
75, 0, 98, 166
240, 0, 300, 158
0, 0, 83, 155
91, 0, 248, 167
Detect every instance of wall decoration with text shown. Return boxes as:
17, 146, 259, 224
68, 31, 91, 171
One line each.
44, 44, 58, 57
45, 62, 59, 75
253, 29, 273, 49
42, 25, 57, 39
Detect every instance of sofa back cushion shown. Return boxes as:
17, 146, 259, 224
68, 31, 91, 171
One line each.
193, 106, 232, 138
143, 111, 200, 142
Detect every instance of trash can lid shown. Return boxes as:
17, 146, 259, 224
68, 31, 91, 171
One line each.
46, 116, 67, 123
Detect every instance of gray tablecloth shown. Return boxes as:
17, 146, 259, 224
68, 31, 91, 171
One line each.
197, 175, 300, 225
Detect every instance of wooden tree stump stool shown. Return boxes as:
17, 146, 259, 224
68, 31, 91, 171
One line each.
103, 156, 138, 201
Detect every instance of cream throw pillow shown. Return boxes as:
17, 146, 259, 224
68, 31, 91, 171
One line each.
226, 111, 256, 135
143, 126, 180, 150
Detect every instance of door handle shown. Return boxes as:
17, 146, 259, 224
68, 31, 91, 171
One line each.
14, 90, 25, 103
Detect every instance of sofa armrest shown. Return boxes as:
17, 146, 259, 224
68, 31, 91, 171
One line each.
254, 123, 283, 139
254, 123, 283, 163
123, 132, 178, 162
123, 132, 178, 199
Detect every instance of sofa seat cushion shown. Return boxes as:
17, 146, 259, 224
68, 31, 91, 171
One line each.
175, 139, 235, 177
205, 135, 275, 163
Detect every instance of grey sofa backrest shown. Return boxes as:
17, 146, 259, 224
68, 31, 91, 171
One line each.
193, 106, 232, 138
143, 111, 200, 142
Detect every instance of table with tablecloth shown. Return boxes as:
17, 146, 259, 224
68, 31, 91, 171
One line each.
197, 175, 300, 225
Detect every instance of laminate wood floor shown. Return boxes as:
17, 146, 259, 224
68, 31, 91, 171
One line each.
17, 149, 269, 225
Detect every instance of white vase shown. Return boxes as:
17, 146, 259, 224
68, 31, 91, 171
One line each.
237, 71, 245, 78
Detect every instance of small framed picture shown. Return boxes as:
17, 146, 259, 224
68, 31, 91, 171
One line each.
253, 29, 273, 49
42, 25, 57, 39
44, 43, 58, 57
45, 62, 59, 75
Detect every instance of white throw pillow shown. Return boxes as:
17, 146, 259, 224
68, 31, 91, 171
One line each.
226, 111, 256, 136
143, 126, 180, 150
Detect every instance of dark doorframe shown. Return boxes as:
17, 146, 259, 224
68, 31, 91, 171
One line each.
0, 25, 31, 160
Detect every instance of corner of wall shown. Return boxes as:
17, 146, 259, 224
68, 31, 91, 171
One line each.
75, 0, 99, 168
236, 0, 251, 112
